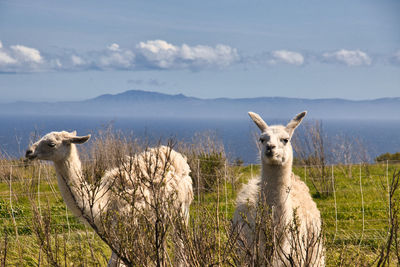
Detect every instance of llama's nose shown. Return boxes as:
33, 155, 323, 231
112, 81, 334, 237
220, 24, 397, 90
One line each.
25, 149, 33, 157
266, 144, 276, 151
265, 144, 276, 156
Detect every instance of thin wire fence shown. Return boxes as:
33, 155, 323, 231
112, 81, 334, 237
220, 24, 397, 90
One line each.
0, 159, 399, 252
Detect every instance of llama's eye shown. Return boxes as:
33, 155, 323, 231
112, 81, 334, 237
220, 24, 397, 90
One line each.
48, 143, 56, 147
259, 138, 264, 143
281, 138, 289, 145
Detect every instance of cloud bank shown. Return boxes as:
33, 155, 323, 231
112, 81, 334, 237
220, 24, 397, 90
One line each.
0, 40, 395, 73
136, 40, 239, 69
270, 50, 304, 66
322, 49, 372, 66
0, 40, 239, 73
0, 41, 45, 72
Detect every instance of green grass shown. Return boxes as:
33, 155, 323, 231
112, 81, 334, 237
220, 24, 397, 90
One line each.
0, 161, 399, 265
293, 163, 399, 247
194, 162, 400, 265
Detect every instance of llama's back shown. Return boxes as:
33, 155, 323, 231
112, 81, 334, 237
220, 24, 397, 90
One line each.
147, 146, 193, 215
232, 176, 261, 245
101, 147, 193, 267
290, 174, 321, 230
162, 147, 193, 221
101, 146, 193, 218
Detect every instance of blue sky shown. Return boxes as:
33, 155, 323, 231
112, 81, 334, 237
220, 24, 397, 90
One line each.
0, 0, 399, 102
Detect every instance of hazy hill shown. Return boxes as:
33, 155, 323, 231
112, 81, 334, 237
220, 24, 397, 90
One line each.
1, 90, 399, 120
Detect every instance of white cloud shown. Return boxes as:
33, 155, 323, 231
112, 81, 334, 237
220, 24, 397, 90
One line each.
323, 49, 371, 66
0, 41, 44, 71
71, 55, 85, 66
136, 40, 238, 69
137, 40, 178, 68
271, 50, 304, 66
180, 44, 238, 66
0, 51, 17, 65
108, 43, 120, 51
138, 40, 177, 54
10, 45, 43, 63
99, 49, 135, 69
2, 39, 391, 74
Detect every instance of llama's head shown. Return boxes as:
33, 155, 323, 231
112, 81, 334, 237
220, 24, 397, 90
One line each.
25, 131, 90, 162
249, 111, 306, 166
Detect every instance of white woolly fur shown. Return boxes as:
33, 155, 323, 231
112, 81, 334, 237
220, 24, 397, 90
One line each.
233, 112, 324, 267
26, 131, 193, 267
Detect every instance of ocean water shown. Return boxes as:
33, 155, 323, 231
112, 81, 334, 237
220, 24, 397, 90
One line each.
0, 115, 399, 163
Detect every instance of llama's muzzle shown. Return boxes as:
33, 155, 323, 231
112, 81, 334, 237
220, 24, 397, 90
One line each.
25, 149, 36, 160
265, 144, 275, 157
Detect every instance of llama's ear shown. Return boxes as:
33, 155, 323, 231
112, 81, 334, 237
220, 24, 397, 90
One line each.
69, 135, 91, 144
248, 111, 268, 132
286, 111, 307, 136
70, 131, 77, 136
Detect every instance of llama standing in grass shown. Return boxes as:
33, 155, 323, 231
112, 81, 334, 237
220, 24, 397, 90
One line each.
26, 131, 193, 267
233, 111, 324, 266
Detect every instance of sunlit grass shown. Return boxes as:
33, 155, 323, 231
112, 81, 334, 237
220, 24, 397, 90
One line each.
0, 160, 399, 265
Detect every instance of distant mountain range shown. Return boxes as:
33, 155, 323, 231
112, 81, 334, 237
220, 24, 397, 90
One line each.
1, 90, 400, 120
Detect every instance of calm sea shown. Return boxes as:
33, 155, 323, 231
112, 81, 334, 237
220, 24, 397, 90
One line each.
0, 115, 399, 163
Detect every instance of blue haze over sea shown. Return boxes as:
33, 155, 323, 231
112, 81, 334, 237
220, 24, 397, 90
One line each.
0, 115, 399, 164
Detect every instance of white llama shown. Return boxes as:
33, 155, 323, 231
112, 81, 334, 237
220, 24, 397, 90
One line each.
233, 111, 324, 266
25, 131, 193, 267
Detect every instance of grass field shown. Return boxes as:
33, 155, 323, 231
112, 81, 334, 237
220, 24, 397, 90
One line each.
0, 159, 399, 266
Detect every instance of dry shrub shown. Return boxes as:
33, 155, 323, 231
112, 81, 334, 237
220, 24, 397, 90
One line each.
292, 121, 331, 197
82, 132, 181, 266
293, 120, 371, 197
26, 130, 327, 266
15, 129, 400, 266
30, 200, 107, 266
330, 133, 370, 179
174, 204, 238, 266
179, 132, 228, 193
0, 228, 8, 267
375, 169, 400, 266
94, 144, 185, 266
233, 198, 324, 266
233, 201, 274, 266
29, 129, 192, 266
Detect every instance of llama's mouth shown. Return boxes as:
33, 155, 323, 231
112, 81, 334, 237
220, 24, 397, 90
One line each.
26, 155, 37, 160
265, 150, 274, 158
264, 152, 283, 164
25, 150, 37, 160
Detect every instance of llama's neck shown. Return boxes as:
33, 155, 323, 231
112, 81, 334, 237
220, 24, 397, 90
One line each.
54, 145, 83, 184
53, 145, 91, 220
261, 161, 294, 224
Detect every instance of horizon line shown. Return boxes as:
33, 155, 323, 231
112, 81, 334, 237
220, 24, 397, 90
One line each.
1, 89, 400, 104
